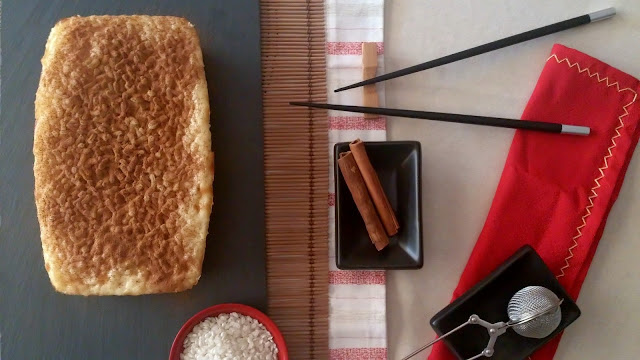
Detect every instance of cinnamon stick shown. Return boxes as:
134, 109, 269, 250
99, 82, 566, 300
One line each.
338, 151, 389, 251
349, 139, 400, 236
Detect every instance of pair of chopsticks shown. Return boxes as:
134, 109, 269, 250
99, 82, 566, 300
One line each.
291, 8, 616, 136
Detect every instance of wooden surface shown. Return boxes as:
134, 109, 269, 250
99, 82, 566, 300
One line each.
260, 1, 330, 358
0, 1, 266, 359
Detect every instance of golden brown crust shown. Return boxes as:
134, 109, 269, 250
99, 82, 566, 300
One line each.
34, 16, 213, 295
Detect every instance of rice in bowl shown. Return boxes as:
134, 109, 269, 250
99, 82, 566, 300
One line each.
180, 312, 278, 360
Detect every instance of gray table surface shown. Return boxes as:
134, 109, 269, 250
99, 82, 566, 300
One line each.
385, 1, 640, 358
0, 1, 266, 359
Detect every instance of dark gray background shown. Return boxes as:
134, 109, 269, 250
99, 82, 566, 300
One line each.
0, 1, 266, 359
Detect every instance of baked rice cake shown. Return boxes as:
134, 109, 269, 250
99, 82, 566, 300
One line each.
33, 16, 214, 295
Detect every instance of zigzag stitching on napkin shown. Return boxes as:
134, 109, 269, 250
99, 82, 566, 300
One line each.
546, 54, 638, 279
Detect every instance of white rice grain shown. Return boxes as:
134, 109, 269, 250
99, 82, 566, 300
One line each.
180, 312, 278, 360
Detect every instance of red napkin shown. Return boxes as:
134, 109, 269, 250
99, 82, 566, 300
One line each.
429, 44, 640, 360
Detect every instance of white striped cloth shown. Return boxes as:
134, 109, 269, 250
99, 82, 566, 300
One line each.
325, 1, 387, 359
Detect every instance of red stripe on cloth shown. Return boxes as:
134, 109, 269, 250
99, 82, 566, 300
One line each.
328, 192, 335, 207
326, 41, 384, 55
329, 348, 387, 360
329, 116, 386, 130
329, 270, 386, 285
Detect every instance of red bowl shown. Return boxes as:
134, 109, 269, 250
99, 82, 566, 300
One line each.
169, 303, 288, 360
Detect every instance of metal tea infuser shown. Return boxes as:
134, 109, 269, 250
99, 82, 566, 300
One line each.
402, 286, 564, 360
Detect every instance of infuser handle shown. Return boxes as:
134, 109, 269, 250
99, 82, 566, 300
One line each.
401, 315, 478, 360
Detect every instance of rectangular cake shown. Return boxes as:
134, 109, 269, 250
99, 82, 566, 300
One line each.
33, 16, 214, 295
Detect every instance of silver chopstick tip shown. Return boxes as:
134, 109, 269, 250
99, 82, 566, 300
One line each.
561, 125, 591, 136
589, 7, 616, 22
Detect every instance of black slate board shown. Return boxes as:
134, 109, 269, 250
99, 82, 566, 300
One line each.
0, 1, 266, 359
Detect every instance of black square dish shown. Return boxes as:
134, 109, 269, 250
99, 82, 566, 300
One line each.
334, 141, 423, 269
430, 245, 581, 360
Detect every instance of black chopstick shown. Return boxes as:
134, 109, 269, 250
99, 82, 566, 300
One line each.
289, 102, 590, 136
334, 8, 615, 93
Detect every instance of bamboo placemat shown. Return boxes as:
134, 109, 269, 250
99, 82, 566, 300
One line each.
260, 1, 329, 358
